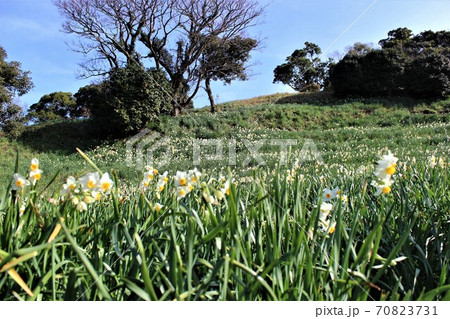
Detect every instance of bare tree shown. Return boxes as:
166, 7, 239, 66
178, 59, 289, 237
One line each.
55, 0, 264, 115
55, 0, 157, 77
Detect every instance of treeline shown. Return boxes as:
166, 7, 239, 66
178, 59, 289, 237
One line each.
274, 28, 450, 99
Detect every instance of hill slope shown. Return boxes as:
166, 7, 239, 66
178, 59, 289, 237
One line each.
0, 93, 449, 190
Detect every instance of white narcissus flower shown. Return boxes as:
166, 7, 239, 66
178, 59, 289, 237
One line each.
79, 172, 100, 192
320, 220, 336, 234
30, 158, 39, 171
429, 155, 437, 168
154, 203, 164, 212
144, 170, 155, 182
157, 180, 165, 192
92, 190, 102, 201
65, 176, 77, 189
140, 179, 151, 191
156, 172, 169, 192
174, 171, 188, 187
13, 173, 31, 191
145, 165, 159, 176
322, 187, 340, 202
98, 173, 113, 193
83, 195, 96, 204
72, 197, 80, 205
220, 180, 231, 197
29, 169, 43, 185
159, 171, 169, 184
371, 178, 394, 196
61, 176, 77, 197
319, 202, 333, 221
77, 201, 88, 212
188, 168, 201, 184
176, 186, 189, 200
374, 150, 398, 180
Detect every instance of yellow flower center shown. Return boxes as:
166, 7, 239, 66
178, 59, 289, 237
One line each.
16, 180, 23, 187
180, 178, 186, 186
69, 184, 76, 190
192, 176, 197, 183
382, 186, 391, 194
188, 184, 194, 191
337, 190, 341, 195
163, 177, 168, 183
180, 189, 186, 196
159, 185, 164, 191
87, 180, 96, 189
226, 188, 230, 196
30, 164, 38, 171
156, 205, 162, 212
95, 193, 102, 201
385, 164, 396, 175
326, 193, 331, 198
34, 173, 41, 180
329, 226, 336, 234
153, 169, 158, 175
102, 182, 110, 191
144, 181, 149, 187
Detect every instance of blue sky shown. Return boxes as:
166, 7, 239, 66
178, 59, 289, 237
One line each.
1, 0, 449, 109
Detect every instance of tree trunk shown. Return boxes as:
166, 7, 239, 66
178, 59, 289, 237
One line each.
172, 79, 183, 116
172, 100, 181, 116
205, 78, 215, 113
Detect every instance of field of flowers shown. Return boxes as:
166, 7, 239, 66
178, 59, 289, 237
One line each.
0, 143, 448, 300
0, 98, 449, 300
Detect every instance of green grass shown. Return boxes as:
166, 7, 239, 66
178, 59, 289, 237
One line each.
0, 94, 449, 300
1, 94, 448, 189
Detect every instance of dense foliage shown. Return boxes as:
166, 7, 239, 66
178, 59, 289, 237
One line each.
76, 65, 173, 137
0, 45, 33, 138
28, 92, 83, 123
330, 28, 450, 98
200, 36, 258, 112
273, 42, 331, 92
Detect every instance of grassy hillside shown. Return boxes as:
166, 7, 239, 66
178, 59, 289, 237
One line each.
1, 94, 448, 190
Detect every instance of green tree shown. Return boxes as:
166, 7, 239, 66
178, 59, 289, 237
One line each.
379, 27, 413, 49
0, 45, 33, 138
28, 92, 82, 123
200, 36, 258, 112
273, 42, 328, 92
405, 49, 450, 98
77, 64, 173, 137
330, 28, 450, 99
345, 42, 374, 57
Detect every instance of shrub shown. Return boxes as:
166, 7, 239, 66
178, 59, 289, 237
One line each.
0, 45, 32, 139
0, 103, 25, 139
76, 65, 173, 137
405, 49, 450, 98
28, 91, 80, 123
330, 29, 450, 99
